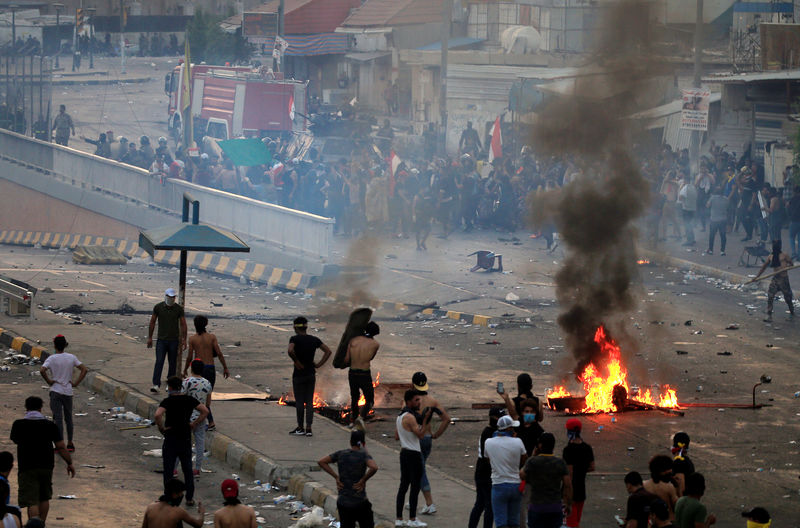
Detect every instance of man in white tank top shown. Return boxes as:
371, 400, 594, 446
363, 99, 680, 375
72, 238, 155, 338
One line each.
394, 390, 431, 528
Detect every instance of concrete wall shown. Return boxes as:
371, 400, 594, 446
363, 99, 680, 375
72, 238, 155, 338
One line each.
0, 128, 334, 275
0, 179, 140, 239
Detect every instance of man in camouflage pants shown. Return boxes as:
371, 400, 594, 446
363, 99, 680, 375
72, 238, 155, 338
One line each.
756, 241, 795, 322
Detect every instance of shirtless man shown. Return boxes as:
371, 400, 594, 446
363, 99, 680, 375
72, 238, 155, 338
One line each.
141, 478, 204, 528
214, 479, 256, 528
183, 315, 229, 430
411, 372, 450, 516
344, 321, 380, 430
643, 455, 678, 519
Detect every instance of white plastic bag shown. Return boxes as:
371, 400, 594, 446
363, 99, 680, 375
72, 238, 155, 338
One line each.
289, 506, 325, 528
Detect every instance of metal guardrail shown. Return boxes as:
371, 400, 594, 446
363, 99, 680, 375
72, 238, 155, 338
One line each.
0, 274, 35, 318
0, 128, 333, 262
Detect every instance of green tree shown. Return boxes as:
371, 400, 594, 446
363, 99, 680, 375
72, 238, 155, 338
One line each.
186, 10, 252, 64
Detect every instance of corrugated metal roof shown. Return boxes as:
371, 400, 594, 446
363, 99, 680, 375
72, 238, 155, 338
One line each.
341, 0, 444, 28
446, 65, 582, 102
345, 51, 391, 61
447, 65, 534, 101
230, 0, 360, 34
711, 125, 752, 156
629, 93, 722, 120
703, 69, 800, 83
248, 0, 315, 14
416, 37, 485, 51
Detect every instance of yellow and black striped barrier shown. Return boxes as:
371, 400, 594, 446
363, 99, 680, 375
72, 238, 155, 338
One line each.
0, 230, 495, 326
0, 230, 311, 291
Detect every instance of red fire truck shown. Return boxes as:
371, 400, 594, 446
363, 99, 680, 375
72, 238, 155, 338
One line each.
164, 63, 308, 141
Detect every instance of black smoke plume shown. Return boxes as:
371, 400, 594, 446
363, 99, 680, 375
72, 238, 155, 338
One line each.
529, 2, 663, 372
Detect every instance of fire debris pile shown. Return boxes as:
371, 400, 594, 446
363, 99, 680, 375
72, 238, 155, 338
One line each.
277, 373, 382, 424
547, 326, 680, 415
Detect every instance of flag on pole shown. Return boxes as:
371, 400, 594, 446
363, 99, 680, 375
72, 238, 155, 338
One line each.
181, 40, 191, 112
288, 93, 296, 121
488, 116, 502, 163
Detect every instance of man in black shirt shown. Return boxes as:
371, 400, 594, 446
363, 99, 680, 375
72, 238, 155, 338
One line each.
155, 376, 208, 507
287, 316, 332, 437
562, 418, 594, 528
318, 430, 378, 528
623, 471, 658, 528
467, 407, 503, 528
10, 396, 74, 523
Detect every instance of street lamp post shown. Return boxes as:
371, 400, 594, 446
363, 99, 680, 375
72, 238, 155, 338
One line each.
53, 3, 64, 69
86, 7, 95, 69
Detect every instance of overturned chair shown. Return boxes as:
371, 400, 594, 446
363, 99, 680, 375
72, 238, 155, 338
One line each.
738, 242, 769, 267
468, 251, 503, 272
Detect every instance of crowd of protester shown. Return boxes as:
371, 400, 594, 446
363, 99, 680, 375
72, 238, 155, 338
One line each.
643, 142, 798, 258
99, 120, 796, 263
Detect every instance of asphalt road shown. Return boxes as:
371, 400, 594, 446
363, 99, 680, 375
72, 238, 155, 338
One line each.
8, 55, 800, 524
2, 233, 800, 525
0, 360, 317, 528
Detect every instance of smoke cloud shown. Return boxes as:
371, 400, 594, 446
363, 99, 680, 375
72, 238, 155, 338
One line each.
530, 2, 661, 372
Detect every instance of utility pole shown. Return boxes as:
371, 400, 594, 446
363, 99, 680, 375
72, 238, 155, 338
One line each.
278, 0, 284, 37
53, 3, 63, 69
690, 0, 704, 173
87, 7, 95, 69
10, 4, 16, 64
120, 0, 126, 74
439, 0, 452, 155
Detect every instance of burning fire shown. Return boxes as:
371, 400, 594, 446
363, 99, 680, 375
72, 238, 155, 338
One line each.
277, 373, 382, 413
549, 326, 678, 413
637, 259, 650, 265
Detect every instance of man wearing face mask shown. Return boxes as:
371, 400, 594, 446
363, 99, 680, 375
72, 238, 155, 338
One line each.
147, 288, 187, 394
499, 388, 544, 528
141, 478, 205, 528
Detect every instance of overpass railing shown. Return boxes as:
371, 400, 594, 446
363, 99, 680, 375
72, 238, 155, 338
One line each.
0, 128, 333, 261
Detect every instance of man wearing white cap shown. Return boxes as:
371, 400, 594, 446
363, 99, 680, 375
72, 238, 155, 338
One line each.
147, 288, 187, 393
483, 415, 527, 528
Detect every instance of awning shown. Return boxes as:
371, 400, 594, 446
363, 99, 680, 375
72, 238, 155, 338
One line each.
253, 33, 349, 56
416, 37, 485, 51
217, 138, 272, 167
139, 223, 250, 254
345, 51, 391, 62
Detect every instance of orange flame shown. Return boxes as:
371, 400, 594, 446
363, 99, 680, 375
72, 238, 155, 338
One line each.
280, 372, 381, 419
549, 326, 679, 413
637, 259, 650, 265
